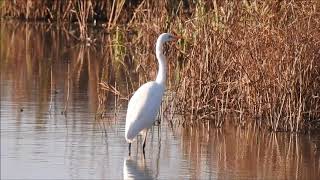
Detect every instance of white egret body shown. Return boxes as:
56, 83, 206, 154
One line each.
125, 33, 180, 155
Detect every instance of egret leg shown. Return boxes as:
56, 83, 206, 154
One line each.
128, 143, 131, 156
142, 129, 148, 155
143, 150, 146, 159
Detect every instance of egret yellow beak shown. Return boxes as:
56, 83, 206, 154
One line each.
172, 35, 182, 41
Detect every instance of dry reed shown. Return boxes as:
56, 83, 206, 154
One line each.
1, 0, 319, 132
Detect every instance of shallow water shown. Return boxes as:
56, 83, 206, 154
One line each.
1, 22, 319, 179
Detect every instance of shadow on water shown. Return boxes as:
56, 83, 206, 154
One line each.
1, 21, 319, 179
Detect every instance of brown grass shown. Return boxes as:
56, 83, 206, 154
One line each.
1, 0, 319, 132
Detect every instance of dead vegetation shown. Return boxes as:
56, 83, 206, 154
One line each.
1, 0, 319, 132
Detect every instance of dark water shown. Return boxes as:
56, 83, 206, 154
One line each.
1, 22, 319, 179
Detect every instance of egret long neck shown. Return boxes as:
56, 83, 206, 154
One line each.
155, 42, 167, 85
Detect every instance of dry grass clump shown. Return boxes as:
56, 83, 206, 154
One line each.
168, 1, 320, 132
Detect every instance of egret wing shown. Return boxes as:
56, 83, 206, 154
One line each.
125, 81, 164, 141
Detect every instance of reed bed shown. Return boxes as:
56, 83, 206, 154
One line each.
1, 0, 319, 132
168, 1, 320, 132
188, 1, 320, 132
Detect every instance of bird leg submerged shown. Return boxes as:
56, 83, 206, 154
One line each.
142, 129, 148, 155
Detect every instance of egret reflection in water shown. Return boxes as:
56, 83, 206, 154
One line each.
123, 157, 153, 180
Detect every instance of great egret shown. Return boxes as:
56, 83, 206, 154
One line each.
125, 33, 180, 156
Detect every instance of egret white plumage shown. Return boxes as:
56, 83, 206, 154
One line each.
125, 33, 180, 156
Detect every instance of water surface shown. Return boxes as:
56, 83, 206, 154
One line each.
1, 22, 319, 179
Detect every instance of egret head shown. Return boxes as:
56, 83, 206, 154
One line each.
158, 33, 181, 43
